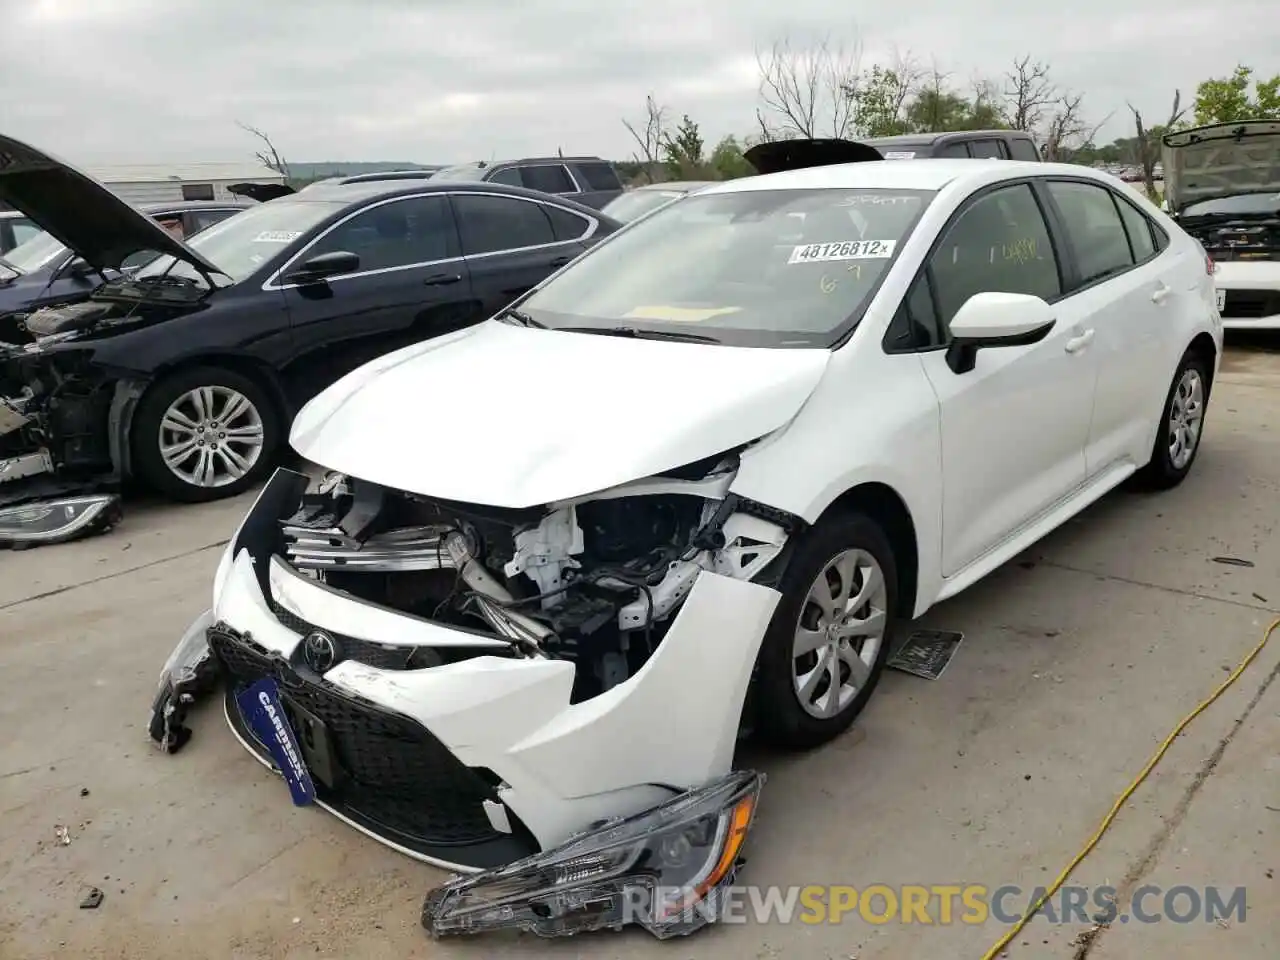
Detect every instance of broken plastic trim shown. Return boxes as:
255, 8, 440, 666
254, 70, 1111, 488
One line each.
0, 493, 121, 547
421, 769, 765, 940
148, 609, 219, 753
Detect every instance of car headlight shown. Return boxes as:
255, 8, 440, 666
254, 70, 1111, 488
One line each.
421, 769, 765, 940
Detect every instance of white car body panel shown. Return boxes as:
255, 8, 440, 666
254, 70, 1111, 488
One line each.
289, 319, 831, 507
188, 158, 1223, 870
1214, 260, 1280, 329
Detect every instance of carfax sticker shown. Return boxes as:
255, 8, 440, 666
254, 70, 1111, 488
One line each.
253, 230, 303, 243
788, 239, 896, 264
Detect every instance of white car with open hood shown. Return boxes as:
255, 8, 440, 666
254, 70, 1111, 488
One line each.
1163, 120, 1280, 328
152, 141, 1221, 941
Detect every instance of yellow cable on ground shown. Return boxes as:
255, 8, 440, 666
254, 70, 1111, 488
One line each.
979, 615, 1280, 960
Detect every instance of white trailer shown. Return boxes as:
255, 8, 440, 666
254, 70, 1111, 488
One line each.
81, 162, 287, 206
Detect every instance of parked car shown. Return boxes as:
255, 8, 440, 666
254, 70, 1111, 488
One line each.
0, 132, 622, 531
861, 129, 1042, 161
152, 136, 1220, 932
1163, 119, 1280, 329
601, 180, 716, 223
431, 156, 625, 209
0, 209, 40, 255
0, 200, 252, 341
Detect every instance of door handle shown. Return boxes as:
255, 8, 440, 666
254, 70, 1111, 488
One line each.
1151, 283, 1170, 304
422, 273, 462, 286
1064, 329, 1095, 354
549, 255, 573, 267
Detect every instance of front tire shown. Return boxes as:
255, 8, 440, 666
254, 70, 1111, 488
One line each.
1136, 349, 1210, 490
752, 510, 898, 750
132, 366, 281, 503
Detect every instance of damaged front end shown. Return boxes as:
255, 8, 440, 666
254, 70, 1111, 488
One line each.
0, 331, 129, 547
150, 448, 797, 902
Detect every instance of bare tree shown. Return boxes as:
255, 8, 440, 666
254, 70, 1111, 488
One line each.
1128, 91, 1188, 199
1041, 93, 1112, 161
237, 121, 290, 179
622, 94, 669, 184
755, 36, 861, 140
1003, 55, 1057, 132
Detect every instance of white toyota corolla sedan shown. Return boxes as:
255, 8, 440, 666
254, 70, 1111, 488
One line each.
152, 144, 1222, 939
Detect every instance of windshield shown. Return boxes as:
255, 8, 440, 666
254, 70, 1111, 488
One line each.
133, 199, 348, 283
1181, 192, 1280, 218
602, 189, 689, 223
5, 229, 68, 273
518, 187, 935, 347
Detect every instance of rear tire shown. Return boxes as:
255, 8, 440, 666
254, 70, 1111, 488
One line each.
752, 510, 898, 750
132, 366, 281, 503
1135, 349, 1210, 491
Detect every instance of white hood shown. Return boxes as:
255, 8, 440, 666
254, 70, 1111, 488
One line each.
1162, 120, 1280, 213
290, 319, 831, 507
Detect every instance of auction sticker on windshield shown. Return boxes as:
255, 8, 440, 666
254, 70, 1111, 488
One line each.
789, 239, 896, 264
253, 230, 303, 243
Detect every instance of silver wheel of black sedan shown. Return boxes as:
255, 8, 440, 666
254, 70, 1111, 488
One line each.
159, 385, 266, 489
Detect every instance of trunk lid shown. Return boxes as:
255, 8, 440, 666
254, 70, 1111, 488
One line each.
0, 133, 224, 275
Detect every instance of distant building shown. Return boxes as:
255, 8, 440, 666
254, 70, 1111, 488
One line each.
81, 162, 287, 206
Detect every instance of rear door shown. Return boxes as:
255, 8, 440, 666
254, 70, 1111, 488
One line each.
274, 192, 475, 395
451, 192, 597, 317
1038, 178, 1169, 475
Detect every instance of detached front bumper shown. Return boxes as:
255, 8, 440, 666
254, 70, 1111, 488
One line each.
152, 468, 783, 874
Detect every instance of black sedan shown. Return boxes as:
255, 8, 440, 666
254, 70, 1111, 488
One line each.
0, 133, 620, 529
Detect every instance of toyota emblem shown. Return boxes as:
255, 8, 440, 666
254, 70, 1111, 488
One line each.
302, 630, 340, 672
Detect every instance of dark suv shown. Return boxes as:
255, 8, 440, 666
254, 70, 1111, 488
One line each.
431, 157, 625, 209
862, 130, 1042, 161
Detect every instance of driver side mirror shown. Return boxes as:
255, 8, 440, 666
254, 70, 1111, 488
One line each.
65, 257, 96, 280
945, 291, 1056, 375
283, 250, 360, 285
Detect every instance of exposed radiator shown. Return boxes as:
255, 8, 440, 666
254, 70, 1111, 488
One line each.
282, 524, 457, 572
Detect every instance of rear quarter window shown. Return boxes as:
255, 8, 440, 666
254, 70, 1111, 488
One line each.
572, 162, 622, 191
1008, 138, 1041, 162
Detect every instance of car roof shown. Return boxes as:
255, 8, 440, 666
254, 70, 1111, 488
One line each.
864, 130, 1031, 148
704, 158, 1100, 196
632, 180, 715, 192
290, 178, 614, 214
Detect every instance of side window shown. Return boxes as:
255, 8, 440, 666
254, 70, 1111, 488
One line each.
181, 183, 215, 201
487, 167, 524, 187
1114, 195, 1157, 262
1151, 222, 1170, 252
969, 139, 1007, 159
519, 164, 576, 195
929, 183, 1061, 328
1008, 138, 1041, 162
935, 142, 970, 158
306, 195, 458, 272
453, 195, 555, 255
543, 204, 592, 242
190, 209, 236, 233
1045, 180, 1134, 286
572, 162, 622, 192
885, 276, 946, 352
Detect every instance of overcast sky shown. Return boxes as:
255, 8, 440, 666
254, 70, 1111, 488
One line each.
3, 0, 1276, 168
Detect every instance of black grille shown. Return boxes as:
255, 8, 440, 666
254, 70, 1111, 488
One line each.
210, 626, 507, 849
1222, 289, 1280, 319
269, 600, 425, 670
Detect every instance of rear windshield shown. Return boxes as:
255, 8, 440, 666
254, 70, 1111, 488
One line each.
520, 187, 936, 348
601, 189, 688, 223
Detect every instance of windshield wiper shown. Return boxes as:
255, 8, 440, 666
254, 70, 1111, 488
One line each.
559, 325, 723, 344
496, 307, 545, 328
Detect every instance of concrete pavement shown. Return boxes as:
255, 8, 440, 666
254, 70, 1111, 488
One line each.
1, 344, 1277, 960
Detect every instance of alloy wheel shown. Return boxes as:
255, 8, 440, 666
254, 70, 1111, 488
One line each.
1168, 366, 1205, 471
158, 385, 265, 488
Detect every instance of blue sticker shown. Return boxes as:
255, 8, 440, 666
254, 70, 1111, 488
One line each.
237, 678, 316, 806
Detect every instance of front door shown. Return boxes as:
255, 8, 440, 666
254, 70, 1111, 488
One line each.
917, 182, 1098, 577
277, 193, 476, 401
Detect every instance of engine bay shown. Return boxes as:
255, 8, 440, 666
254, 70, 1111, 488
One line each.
277, 461, 792, 702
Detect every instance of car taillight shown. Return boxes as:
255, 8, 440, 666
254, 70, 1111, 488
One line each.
1205, 251, 1216, 275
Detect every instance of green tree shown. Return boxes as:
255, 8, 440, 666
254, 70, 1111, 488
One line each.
851, 66, 912, 136
662, 114, 708, 179
1193, 65, 1280, 124
709, 135, 754, 180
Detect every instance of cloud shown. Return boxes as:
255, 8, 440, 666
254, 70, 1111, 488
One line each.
1, 0, 1276, 165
